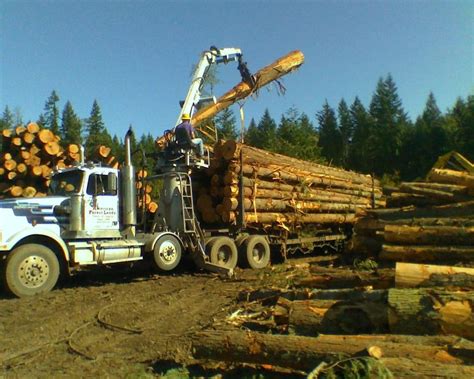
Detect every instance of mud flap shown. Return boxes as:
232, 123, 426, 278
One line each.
191, 252, 234, 278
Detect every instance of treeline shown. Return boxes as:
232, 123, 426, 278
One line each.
243, 74, 473, 182
1, 75, 473, 182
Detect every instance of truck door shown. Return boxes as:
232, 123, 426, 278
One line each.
83, 173, 120, 234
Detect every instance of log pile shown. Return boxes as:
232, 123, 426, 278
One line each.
190, 260, 474, 377
349, 152, 474, 265
195, 140, 384, 230
0, 123, 71, 198
0, 124, 158, 215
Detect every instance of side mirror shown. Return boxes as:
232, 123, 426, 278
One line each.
108, 173, 118, 195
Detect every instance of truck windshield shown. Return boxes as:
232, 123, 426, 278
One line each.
49, 171, 84, 196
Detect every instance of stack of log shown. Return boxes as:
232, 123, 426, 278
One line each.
0, 123, 68, 198
0, 124, 158, 214
349, 152, 474, 265
195, 140, 384, 229
191, 260, 474, 377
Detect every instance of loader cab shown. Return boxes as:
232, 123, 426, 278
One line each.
158, 129, 210, 171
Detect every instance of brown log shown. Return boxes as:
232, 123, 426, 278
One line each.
223, 211, 355, 225
147, 201, 158, 213
15, 125, 26, 135
20, 150, 31, 161
298, 267, 394, 290
192, 50, 305, 129
192, 330, 474, 373
388, 288, 474, 339
387, 192, 445, 208
428, 168, 474, 189
22, 132, 35, 145
384, 225, 474, 245
362, 200, 474, 221
44, 141, 61, 156
380, 244, 474, 263
11, 136, 22, 147
68, 144, 80, 154
0, 167, 4, 177
30, 165, 43, 177
287, 298, 388, 335
400, 181, 469, 196
4, 159, 17, 171
9, 186, 23, 197
26, 122, 40, 134
96, 145, 111, 159
7, 171, 17, 180
22, 186, 37, 198
2, 129, 13, 140
395, 262, 474, 288
37, 129, 55, 144
16, 163, 27, 175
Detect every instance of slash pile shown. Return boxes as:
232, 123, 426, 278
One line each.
195, 140, 384, 229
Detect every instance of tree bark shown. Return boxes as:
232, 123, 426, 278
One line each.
388, 288, 474, 339
428, 168, 474, 189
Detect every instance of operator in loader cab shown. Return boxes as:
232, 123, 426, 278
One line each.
175, 113, 204, 157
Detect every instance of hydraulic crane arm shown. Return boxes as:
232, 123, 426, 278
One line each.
175, 46, 255, 128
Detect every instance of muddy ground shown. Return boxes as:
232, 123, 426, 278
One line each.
0, 256, 313, 378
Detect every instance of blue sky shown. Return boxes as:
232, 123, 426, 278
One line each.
1, 0, 472, 140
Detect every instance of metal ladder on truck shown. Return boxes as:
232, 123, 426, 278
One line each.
177, 172, 233, 276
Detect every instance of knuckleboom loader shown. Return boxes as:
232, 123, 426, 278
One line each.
0, 46, 251, 297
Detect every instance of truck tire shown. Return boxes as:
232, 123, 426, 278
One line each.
153, 235, 182, 271
208, 236, 238, 269
242, 235, 270, 269
4, 244, 60, 297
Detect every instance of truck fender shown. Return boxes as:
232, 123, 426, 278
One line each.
5, 228, 70, 262
144, 232, 184, 253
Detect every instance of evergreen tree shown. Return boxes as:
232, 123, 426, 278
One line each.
447, 96, 474, 160
368, 74, 407, 176
402, 92, 447, 179
244, 109, 277, 150
42, 90, 61, 134
276, 108, 321, 161
61, 101, 82, 146
317, 101, 342, 165
244, 118, 259, 145
348, 97, 372, 172
111, 134, 124, 163
0, 105, 14, 130
215, 108, 237, 140
85, 100, 112, 158
337, 99, 353, 168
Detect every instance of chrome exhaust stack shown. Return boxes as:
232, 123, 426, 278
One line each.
121, 127, 137, 237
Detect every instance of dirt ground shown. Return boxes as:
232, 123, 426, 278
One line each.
0, 256, 309, 378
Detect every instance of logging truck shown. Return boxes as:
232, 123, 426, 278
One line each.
0, 47, 352, 297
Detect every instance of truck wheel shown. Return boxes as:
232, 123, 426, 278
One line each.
4, 244, 60, 297
208, 236, 238, 269
153, 235, 182, 271
243, 235, 270, 269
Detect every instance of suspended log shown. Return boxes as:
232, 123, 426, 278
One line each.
388, 288, 474, 339
384, 225, 474, 245
380, 244, 474, 263
192, 50, 305, 129
395, 262, 474, 288
192, 330, 474, 373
